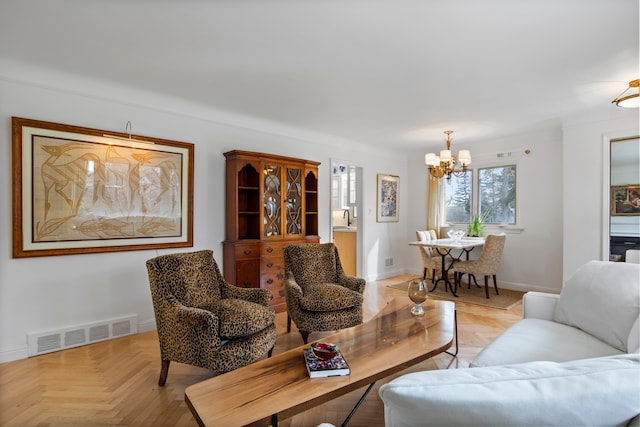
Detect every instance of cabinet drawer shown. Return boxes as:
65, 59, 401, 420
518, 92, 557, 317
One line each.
261, 272, 286, 308
260, 256, 284, 272
234, 243, 260, 260
260, 242, 286, 257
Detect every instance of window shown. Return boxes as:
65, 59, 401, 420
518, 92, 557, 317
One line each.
478, 165, 516, 224
444, 171, 472, 223
442, 165, 517, 225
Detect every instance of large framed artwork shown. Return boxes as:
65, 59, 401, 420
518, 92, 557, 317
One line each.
376, 173, 399, 222
611, 184, 640, 216
12, 117, 194, 257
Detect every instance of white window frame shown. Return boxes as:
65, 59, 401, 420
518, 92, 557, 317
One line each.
439, 157, 524, 234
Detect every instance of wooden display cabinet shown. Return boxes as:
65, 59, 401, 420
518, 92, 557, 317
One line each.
223, 150, 320, 312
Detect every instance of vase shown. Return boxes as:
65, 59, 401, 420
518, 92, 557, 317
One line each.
408, 279, 428, 316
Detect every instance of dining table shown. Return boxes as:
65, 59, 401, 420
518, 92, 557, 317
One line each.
408, 237, 485, 297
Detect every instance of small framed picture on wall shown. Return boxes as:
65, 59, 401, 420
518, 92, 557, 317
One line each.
376, 174, 399, 222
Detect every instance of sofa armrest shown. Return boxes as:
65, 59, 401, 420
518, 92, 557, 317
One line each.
522, 291, 560, 320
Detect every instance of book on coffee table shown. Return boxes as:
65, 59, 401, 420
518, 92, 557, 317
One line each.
303, 347, 350, 378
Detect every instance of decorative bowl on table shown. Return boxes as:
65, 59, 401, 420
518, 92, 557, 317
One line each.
311, 342, 338, 360
448, 229, 466, 242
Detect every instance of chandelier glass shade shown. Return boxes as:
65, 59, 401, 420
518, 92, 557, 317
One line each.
611, 79, 639, 108
425, 130, 471, 180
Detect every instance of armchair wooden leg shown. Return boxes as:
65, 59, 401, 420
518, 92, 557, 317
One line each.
159, 359, 170, 386
493, 275, 499, 295
287, 314, 292, 333
300, 331, 310, 344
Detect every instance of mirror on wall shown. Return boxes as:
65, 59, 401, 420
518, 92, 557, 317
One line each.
609, 136, 640, 261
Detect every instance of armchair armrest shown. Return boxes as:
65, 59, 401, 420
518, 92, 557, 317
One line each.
171, 304, 222, 349
220, 280, 272, 306
522, 292, 560, 320
284, 276, 303, 300
338, 275, 366, 293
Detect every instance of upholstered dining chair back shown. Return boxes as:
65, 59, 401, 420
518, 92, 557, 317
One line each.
416, 230, 442, 282
451, 234, 506, 299
475, 234, 506, 274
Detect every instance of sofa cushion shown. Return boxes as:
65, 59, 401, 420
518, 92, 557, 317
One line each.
300, 284, 363, 312
553, 260, 640, 352
471, 318, 623, 368
379, 354, 640, 427
215, 299, 275, 339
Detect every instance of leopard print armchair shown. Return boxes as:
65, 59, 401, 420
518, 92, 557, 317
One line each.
146, 250, 276, 386
283, 243, 366, 344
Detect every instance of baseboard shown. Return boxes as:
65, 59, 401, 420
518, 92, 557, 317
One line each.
138, 318, 157, 333
1, 319, 158, 365
0, 346, 29, 364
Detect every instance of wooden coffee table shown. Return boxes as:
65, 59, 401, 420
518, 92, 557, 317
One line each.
185, 297, 456, 426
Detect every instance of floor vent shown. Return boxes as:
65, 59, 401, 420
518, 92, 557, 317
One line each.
28, 315, 138, 357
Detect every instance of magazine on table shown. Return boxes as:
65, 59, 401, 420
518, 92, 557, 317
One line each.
303, 346, 350, 378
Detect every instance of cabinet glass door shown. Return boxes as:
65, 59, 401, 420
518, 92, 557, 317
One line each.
264, 164, 282, 236
286, 167, 303, 235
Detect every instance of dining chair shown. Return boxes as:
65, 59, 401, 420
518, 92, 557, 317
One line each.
416, 230, 443, 282
451, 234, 506, 298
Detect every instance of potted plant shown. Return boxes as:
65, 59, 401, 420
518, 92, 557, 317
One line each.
467, 215, 484, 237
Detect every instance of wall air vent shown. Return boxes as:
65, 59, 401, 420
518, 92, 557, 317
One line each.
27, 314, 138, 357
37, 334, 62, 353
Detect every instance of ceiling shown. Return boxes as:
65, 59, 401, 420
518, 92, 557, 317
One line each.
0, 0, 638, 151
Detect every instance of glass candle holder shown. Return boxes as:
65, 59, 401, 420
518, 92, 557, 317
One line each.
408, 279, 428, 316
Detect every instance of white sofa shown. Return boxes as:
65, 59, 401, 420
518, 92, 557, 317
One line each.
379, 260, 640, 426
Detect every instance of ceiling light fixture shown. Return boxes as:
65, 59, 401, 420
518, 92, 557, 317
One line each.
425, 130, 471, 181
612, 79, 639, 108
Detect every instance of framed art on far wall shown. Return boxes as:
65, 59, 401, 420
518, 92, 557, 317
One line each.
611, 184, 640, 216
376, 173, 399, 222
12, 117, 194, 257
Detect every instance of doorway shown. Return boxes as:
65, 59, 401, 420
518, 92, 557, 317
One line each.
330, 161, 363, 277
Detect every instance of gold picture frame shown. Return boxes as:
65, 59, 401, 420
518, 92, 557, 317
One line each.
611, 184, 640, 216
12, 117, 194, 257
376, 173, 399, 222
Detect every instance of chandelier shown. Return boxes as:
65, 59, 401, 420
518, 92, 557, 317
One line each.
611, 79, 639, 108
424, 130, 471, 180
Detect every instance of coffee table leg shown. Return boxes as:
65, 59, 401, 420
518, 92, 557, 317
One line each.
340, 382, 376, 427
445, 309, 459, 357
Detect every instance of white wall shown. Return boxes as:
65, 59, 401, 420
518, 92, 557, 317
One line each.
1, 63, 637, 363
562, 108, 640, 281
0, 67, 406, 362
404, 127, 565, 293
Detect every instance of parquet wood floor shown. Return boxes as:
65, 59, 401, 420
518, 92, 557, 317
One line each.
0, 275, 522, 427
